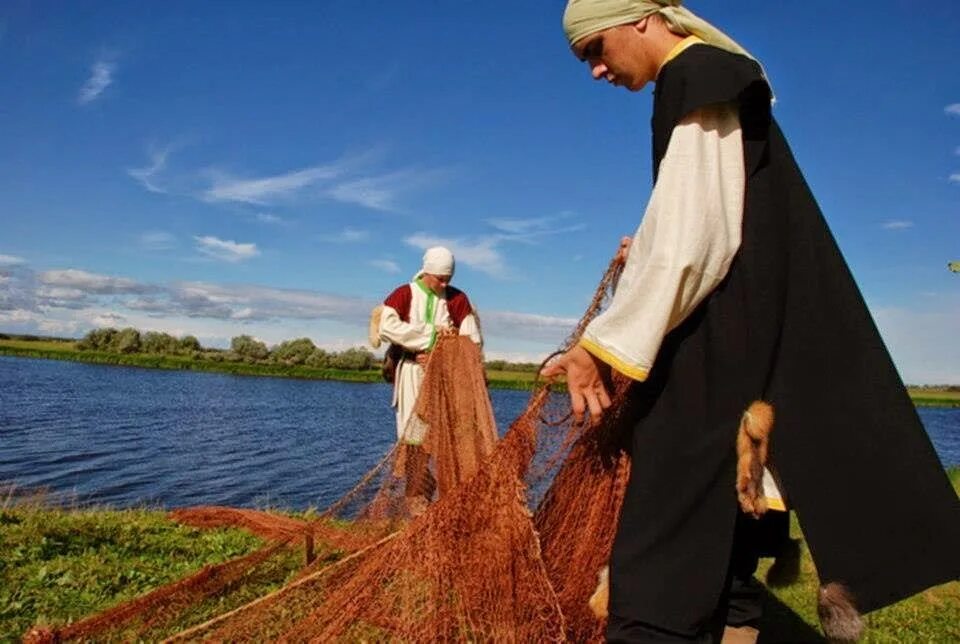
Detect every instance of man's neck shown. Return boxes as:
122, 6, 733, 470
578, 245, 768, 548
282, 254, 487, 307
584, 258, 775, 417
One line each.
647, 31, 686, 74
656, 35, 703, 76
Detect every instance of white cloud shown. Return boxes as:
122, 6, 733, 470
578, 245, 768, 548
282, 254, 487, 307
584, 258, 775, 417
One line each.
950, 173, 960, 184
128, 145, 174, 194
194, 236, 260, 263
9, 257, 957, 384
256, 213, 287, 225
327, 173, 400, 211
36, 286, 88, 301
157, 281, 373, 323
320, 227, 369, 243
881, 220, 914, 230
945, 104, 960, 116
400, 216, 584, 279
483, 349, 551, 364
327, 168, 447, 212
481, 310, 578, 345
405, 233, 507, 278
370, 259, 401, 273
0, 309, 37, 325
0, 254, 25, 266
485, 214, 585, 241
38, 269, 151, 294
38, 318, 84, 336
78, 60, 116, 105
204, 164, 343, 205
139, 231, 177, 250
92, 312, 127, 327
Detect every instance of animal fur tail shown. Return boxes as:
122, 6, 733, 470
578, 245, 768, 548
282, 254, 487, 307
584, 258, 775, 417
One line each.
368, 305, 383, 349
765, 538, 801, 588
588, 566, 609, 619
817, 583, 864, 642
736, 400, 774, 518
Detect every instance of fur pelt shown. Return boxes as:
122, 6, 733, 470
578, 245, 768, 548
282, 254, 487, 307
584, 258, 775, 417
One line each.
368, 305, 383, 349
588, 565, 609, 619
817, 582, 864, 642
736, 401, 775, 518
765, 538, 802, 588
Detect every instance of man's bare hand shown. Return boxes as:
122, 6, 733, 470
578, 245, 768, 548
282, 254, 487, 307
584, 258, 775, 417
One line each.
540, 345, 612, 425
615, 236, 632, 264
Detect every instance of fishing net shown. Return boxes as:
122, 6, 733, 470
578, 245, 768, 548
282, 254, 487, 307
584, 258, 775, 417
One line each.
24, 257, 632, 643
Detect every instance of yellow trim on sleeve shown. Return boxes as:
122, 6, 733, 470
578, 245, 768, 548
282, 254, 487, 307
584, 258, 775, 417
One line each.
579, 338, 649, 382
765, 497, 787, 512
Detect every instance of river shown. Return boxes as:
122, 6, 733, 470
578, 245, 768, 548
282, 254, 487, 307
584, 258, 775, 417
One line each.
1, 356, 957, 510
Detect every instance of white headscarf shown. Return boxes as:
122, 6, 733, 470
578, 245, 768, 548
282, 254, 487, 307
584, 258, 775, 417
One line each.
415, 246, 455, 281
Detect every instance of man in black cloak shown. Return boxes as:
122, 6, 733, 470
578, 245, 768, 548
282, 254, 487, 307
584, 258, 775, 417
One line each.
543, 1, 960, 642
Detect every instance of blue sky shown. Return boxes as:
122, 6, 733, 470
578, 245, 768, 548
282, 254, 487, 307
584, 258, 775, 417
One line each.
1, 1, 958, 383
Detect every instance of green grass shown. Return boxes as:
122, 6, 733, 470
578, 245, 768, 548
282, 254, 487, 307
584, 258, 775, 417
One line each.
907, 388, 960, 408
3, 471, 957, 641
756, 469, 960, 642
0, 340, 383, 384
0, 497, 308, 641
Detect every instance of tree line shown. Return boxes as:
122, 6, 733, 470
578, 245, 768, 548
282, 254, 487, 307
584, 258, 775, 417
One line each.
73, 327, 545, 373
77, 327, 377, 371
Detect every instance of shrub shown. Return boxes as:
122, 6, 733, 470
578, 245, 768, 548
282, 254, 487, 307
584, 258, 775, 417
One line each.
78, 328, 118, 351
305, 348, 330, 368
329, 347, 376, 370
112, 328, 142, 354
271, 338, 317, 365
141, 332, 179, 354
230, 335, 269, 361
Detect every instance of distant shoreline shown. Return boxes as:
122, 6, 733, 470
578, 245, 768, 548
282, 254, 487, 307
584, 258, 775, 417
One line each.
2, 339, 958, 405
0, 340, 539, 392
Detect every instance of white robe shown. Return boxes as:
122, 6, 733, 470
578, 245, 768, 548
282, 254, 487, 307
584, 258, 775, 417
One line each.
379, 281, 481, 443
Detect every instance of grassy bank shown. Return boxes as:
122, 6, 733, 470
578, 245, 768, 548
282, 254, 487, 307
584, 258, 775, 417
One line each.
3, 470, 958, 641
0, 339, 384, 384
0, 338, 537, 391
0, 498, 305, 639
2, 338, 958, 404
910, 389, 960, 408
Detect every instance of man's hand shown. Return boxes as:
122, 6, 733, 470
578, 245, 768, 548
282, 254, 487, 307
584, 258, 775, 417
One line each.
540, 344, 612, 425
437, 324, 457, 337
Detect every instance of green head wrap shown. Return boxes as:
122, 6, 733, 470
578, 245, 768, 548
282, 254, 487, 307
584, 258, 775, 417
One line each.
562, 0, 754, 62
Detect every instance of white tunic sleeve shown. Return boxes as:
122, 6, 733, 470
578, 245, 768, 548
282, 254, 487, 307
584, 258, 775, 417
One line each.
379, 305, 436, 352
458, 313, 482, 347
580, 104, 745, 381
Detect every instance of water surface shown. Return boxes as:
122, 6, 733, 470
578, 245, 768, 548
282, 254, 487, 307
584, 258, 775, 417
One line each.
1, 356, 956, 510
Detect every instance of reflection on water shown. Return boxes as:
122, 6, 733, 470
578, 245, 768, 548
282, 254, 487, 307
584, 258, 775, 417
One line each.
1, 356, 957, 510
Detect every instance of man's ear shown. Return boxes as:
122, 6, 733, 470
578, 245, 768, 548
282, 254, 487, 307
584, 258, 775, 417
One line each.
633, 17, 650, 34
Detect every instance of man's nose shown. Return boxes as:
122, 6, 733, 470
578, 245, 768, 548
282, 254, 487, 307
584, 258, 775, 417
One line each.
590, 62, 608, 80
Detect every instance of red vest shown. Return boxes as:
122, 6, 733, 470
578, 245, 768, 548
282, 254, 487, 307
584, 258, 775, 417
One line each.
383, 283, 472, 327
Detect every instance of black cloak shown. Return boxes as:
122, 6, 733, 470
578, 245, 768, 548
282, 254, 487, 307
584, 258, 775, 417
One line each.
608, 44, 960, 634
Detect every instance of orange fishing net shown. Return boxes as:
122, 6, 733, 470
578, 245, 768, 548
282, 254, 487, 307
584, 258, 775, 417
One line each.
24, 258, 631, 643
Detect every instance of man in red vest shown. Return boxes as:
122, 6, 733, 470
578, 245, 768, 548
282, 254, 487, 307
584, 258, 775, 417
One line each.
378, 246, 482, 514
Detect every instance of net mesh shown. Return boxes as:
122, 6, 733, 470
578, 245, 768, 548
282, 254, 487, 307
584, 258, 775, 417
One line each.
24, 258, 631, 643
